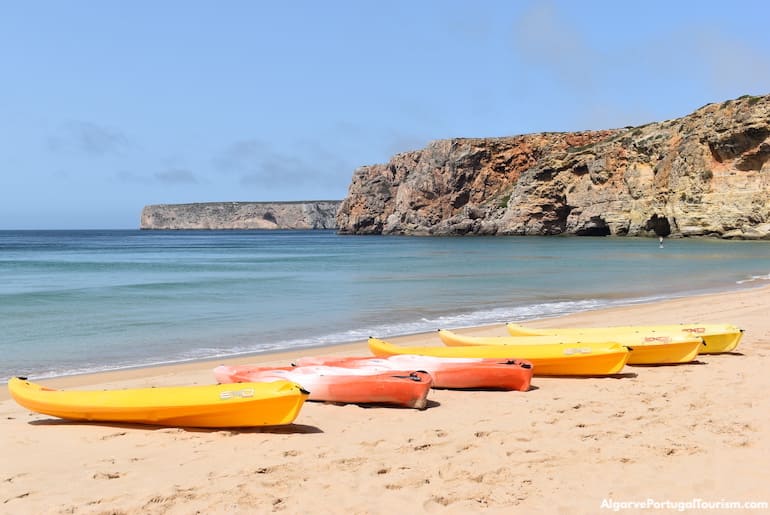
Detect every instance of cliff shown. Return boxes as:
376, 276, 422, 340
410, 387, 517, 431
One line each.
140, 201, 340, 230
337, 94, 770, 238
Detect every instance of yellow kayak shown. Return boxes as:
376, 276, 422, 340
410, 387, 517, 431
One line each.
7, 377, 309, 428
368, 338, 629, 376
505, 322, 743, 354
438, 329, 704, 365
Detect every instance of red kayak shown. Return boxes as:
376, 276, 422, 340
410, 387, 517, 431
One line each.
292, 354, 533, 392
213, 364, 432, 409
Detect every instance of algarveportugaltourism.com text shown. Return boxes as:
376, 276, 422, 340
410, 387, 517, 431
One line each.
600, 498, 769, 512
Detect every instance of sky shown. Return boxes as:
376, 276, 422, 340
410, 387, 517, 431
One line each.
2, 1, 769, 229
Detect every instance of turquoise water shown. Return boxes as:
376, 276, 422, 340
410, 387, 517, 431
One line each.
1, 230, 769, 382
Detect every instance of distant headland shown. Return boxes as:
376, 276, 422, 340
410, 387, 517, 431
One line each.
140, 201, 340, 230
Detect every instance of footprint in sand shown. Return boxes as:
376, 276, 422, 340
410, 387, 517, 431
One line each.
100, 431, 127, 440
424, 495, 453, 508
92, 472, 123, 480
360, 439, 385, 447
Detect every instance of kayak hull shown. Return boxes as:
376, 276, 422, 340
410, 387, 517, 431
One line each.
438, 329, 703, 365
292, 355, 534, 391
8, 377, 308, 428
368, 338, 629, 376
214, 365, 432, 409
505, 323, 743, 354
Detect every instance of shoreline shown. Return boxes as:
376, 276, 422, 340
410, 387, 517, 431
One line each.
3, 285, 769, 512
0, 284, 770, 392
3, 281, 767, 398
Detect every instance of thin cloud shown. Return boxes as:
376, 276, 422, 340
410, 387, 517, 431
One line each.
330, 121, 431, 164
383, 132, 430, 157
213, 140, 272, 174
48, 121, 131, 156
512, 2, 596, 92
238, 154, 310, 185
687, 28, 770, 98
214, 138, 352, 188
115, 169, 198, 185
154, 168, 198, 185
510, 3, 770, 129
507, 2, 644, 131
115, 171, 150, 184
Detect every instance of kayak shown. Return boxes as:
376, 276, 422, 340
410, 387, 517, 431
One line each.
505, 322, 743, 354
368, 338, 629, 376
7, 376, 308, 428
437, 329, 704, 365
214, 365, 432, 409
292, 354, 534, 391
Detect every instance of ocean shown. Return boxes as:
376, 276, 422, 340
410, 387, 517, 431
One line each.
1, 230, 769, 382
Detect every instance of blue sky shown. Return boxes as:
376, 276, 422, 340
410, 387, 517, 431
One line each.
2, 1, 769, 229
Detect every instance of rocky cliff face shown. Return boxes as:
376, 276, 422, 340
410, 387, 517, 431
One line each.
141, 201, 340, 230
337, 94, 770, 238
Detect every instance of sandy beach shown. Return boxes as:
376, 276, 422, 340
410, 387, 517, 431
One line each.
2, 286, 770, 514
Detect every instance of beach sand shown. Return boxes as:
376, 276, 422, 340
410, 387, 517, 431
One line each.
2, 287, 769, 514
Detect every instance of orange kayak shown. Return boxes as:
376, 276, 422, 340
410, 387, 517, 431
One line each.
214, 365, 432, 409
293, 355, 533, 391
